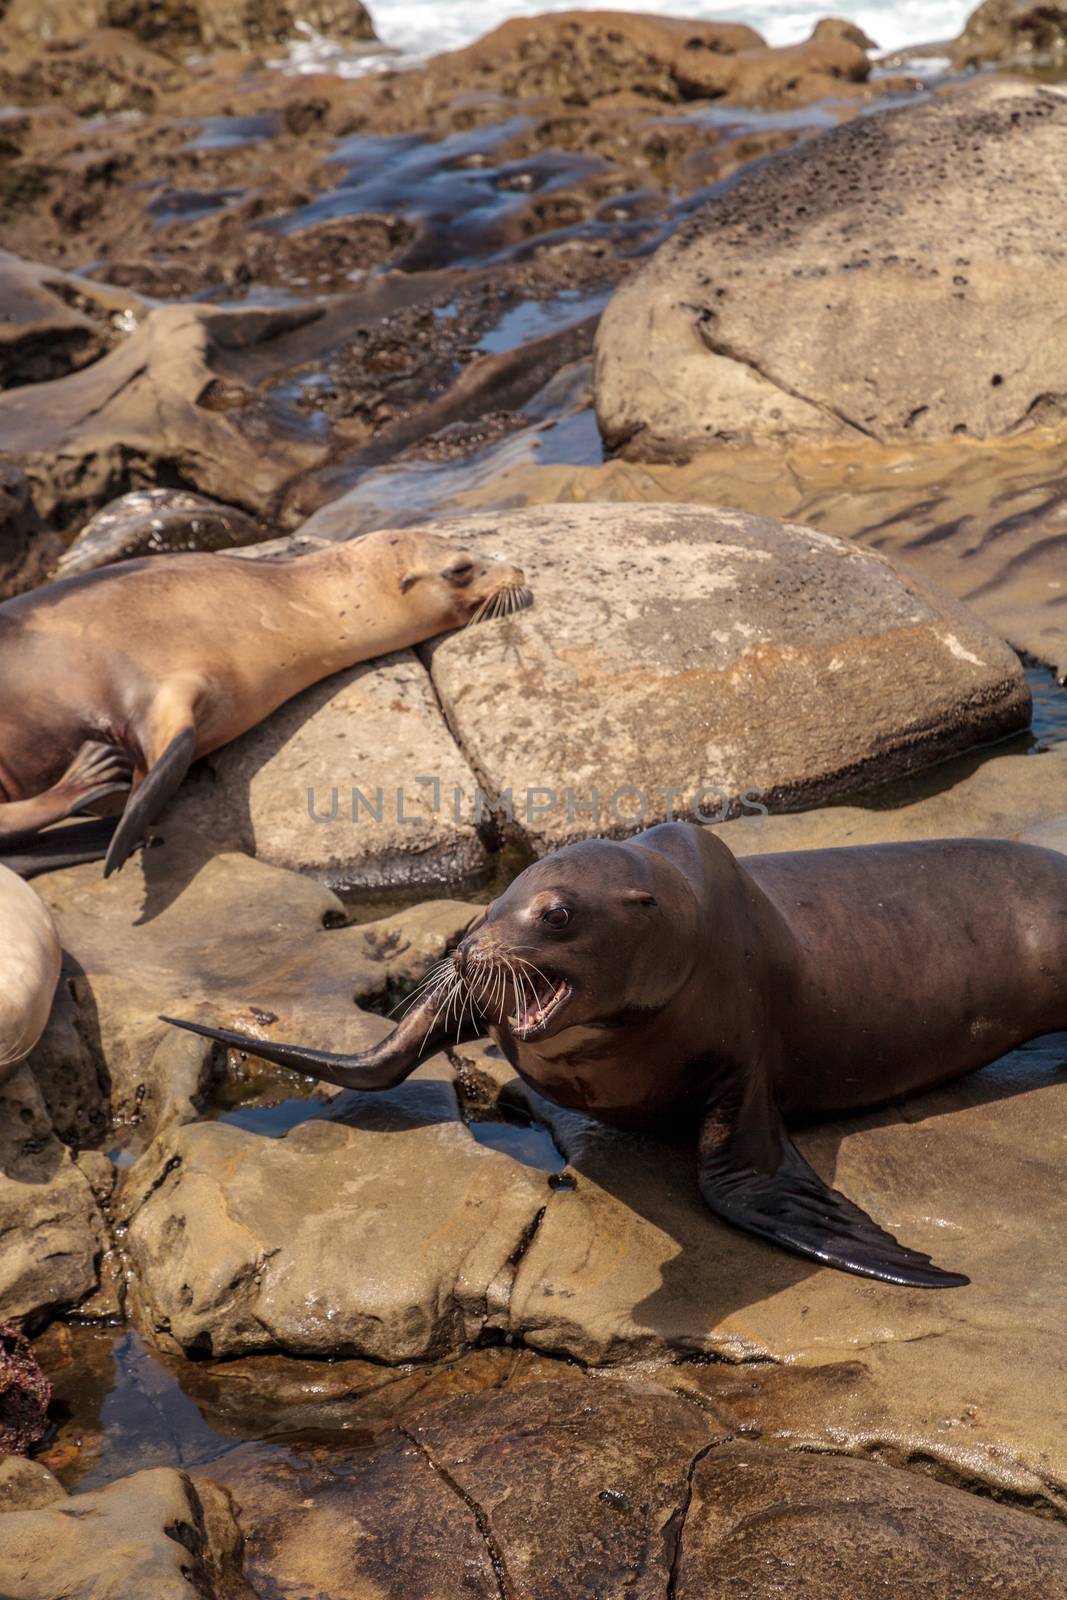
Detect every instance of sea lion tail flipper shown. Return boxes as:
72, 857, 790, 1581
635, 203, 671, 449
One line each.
698, 1107, 969, 1290
104, 726, 196, 878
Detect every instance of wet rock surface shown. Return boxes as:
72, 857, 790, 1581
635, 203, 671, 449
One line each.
0, 1465, 252, 1600
30, 823, 479, 1139
595, 81, 1067, 454
0, 1065, 104, 1326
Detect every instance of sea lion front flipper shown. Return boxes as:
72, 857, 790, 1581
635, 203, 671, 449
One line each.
161, 984, 461, 1093
104, 726, 196, 878
697, 1101, 969, 1290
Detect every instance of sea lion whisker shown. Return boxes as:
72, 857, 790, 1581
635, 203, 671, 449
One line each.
387, 958, 452, 1016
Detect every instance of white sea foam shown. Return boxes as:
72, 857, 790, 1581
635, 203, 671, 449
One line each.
279, 0, 974, 74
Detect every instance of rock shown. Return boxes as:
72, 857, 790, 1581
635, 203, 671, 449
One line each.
0, 1466, 252, 1599
712, 750, 1067, 855
0, 249, 120, 388
0, 465, 57, 600
421, 11, 873, 111
954, 0, 1067, 63
207, 1376, 716, 1599
55, 490, 264, 579
0, 302, 329, 530
811, 15, 879, 49
0, 1455, 66, 1510
0, 1326, 51, 1457
0, 28, 191, 116
488, 1023, 1067, 1509
671, 1443, 1067, 1597
0, 0, 376, 52
0, 1065, 104, 1325
418, 503, 1027, 853
32, 823, 480, 1139
458, 424, 1067, 677
167, 647, 490, 892
208, 1379, 1067, 1597
595, 81, 1067, 454
422, 11, 765, 105
121, 1072, 552, 1360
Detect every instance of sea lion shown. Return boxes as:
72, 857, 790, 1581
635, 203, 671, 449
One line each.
0, 529, 529, 877
0, 863, 61, 1079
165, 822, 1067, 1287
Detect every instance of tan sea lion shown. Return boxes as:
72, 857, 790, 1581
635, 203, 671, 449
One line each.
166, 822, 1067, 1288
0, 863, 61, 1079
0, 529, 529, 876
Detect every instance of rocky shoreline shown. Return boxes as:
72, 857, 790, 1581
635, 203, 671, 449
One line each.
2, 0, 1067, 1594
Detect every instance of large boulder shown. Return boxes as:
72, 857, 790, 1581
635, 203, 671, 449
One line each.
461, 422, 1067, 677
595, 81, 1067, 455
167, 649, 490, 893
954, 0, 1067, 64
0, 1467, 252, 1600
420, 503, 1027, 853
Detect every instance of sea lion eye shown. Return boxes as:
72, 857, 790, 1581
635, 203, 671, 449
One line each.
541, 905, 570, 929
444, 560, 475, 585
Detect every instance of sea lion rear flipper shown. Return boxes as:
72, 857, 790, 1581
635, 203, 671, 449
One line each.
1, 818, 120, 878
697, 1103, 969, 1290
104, 726, 196, 878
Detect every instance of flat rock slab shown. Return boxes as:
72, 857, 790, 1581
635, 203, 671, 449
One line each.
201, 1378, 1067, 1598
595, 81, 1067, 454
121, 1076, 552, 1362
671, 1442, 1067, 1598
0, 1466, 251, 1600
30, 823, 479, 1140
168, 649, 489, 893
498, 1029, 1067, 1511
421, 503, 1027, 852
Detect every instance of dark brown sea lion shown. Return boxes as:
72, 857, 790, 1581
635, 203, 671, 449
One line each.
165, 822, 1067, 1287
0, 528, 529, 877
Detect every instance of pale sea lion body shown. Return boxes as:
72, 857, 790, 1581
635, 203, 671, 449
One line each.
0, 863, 61, 1078
167, 823, 1067, 1287
0, 529, 528, 875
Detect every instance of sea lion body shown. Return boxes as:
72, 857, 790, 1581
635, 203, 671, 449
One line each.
0, 863, 61, 1077
165, 823, 1067, 1286
489, 830, 1067, 1131
0, 529, 528, 875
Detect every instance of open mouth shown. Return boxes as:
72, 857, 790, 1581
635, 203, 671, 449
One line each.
508, 968, 571, 1039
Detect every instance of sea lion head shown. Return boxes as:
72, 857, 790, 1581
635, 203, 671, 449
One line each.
454, 838, 699, 1042
372, 529, 531, 629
